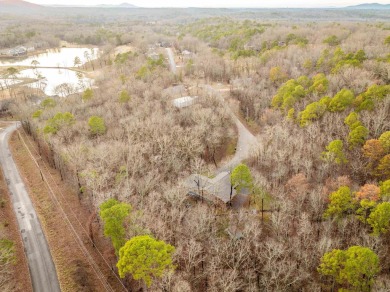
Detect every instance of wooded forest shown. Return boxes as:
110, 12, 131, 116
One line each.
1, 6, 390, 292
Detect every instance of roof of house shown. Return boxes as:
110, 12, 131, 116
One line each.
182, 50, 192, 55
9, 46, 27, 54
185, 171, 236, 203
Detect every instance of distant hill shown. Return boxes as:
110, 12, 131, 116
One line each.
96, 3, 138, 8
118, 3, 137, 8
67, 3, 138, 8
0, 0, 42, 8
345, 3, 390, 9
46, 2, 138, 8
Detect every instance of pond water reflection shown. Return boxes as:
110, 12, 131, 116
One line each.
19, 68, 93, 96
0, 47, 99, 68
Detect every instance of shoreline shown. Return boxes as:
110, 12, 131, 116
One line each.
0, 49, 48, 60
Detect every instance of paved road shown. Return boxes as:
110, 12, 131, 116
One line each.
165, 48, 177, 74
0, 122, 60, 292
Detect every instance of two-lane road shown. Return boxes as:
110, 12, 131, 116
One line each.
0, 122, 60, 292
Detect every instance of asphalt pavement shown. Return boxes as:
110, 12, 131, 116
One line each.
0, 122, 60, 292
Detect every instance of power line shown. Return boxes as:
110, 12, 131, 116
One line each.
18, 125, 128, 290
16, 125, 127, 292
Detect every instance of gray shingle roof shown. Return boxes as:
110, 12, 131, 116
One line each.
185, 171, 236, 203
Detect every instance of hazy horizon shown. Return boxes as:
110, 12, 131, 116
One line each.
25, 0, 390, 8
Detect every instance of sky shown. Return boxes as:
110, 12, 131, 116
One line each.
25, 0, 390, 8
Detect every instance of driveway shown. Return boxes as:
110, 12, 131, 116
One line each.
165, 48, 177, 74
200, 85, 257, 173
0, 122, 60, 292
218, 109, 257, 173
167, 49, 258, 207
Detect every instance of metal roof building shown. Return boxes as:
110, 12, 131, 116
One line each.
172, 96, 198, 108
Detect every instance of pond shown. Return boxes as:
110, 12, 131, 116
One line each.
0, 47, 99, 96
0, 79, 22, 89
0, 47, 99, 68
18, 68, 93, 96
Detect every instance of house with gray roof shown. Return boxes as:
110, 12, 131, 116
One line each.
185, 171, 236, 204
8, 46, 27, 56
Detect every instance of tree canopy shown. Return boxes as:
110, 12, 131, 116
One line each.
43, 112, 75, 134
88, 116, 106, 136
380, 179, 390, 200
379, 131, 390, 153
323, 186, 354, 219
99, 199, 131, 254
323, 35, 340, 46
363, 139, 385, 161
377, 155, 390, 178
321, 140, 348, 164
231, 163, 253, 192
344, 112, 361, 130
348, 125, 368, 149
385, 35, 390, 45
74, 56, 81, 67
119, 90, 131, 103
367, 202, 390, 235
299, 101, 326, 127
117, 235, 175, 287
318, 246, 379, 291
82, 88, 94, 102
328, 89, 354, 112
41, 98, 56, 109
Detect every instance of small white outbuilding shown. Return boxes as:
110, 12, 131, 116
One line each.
172, 96, 198, 108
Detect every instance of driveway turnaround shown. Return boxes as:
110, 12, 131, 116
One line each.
0, 122, 60, 292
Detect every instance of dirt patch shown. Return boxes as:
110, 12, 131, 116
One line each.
71, 260, 95, 292
113, 44, 137, 56
84, 68, 104, 80
9, 130, 126, 292
0, 157, 32, 292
